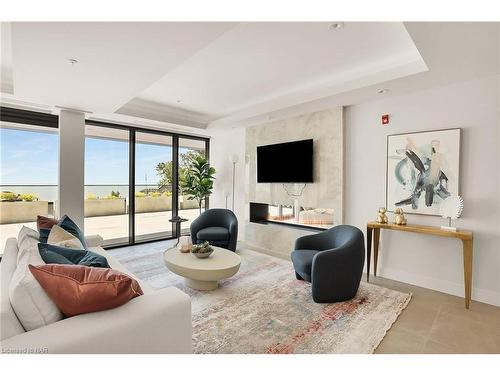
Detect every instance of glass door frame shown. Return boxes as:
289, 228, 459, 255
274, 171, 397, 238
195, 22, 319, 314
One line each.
85, 119, 210, 248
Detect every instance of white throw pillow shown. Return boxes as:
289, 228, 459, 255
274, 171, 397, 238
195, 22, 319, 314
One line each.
47, 225, 84, 249
16, 226, 40, 264
9, 242, 63, 331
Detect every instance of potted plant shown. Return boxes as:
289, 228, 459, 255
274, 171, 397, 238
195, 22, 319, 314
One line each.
181, 155, 216, 215
0, 191, 48, 224
84, 192, 126, 217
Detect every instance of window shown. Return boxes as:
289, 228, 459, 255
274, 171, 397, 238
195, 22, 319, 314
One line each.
134, 132, 174, 242
84, 125, 130, 246
0, 121, 58, 250
178, 137, 209, 234
85, 120, 210, 247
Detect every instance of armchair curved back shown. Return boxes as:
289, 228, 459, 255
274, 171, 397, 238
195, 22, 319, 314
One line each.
190, 209, 238, 251
294, 225, 364, 252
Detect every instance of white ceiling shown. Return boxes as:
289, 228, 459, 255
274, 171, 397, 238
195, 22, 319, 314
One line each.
7, 22, 233, 113
124, 22, 425, 121
1, 22, 498, 131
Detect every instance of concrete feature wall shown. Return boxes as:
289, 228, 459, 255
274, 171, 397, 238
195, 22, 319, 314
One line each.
244, 107, 344, 258
345, 75, 500, 306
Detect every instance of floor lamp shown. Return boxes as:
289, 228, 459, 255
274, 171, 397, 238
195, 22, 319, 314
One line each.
230, 154, 239, 212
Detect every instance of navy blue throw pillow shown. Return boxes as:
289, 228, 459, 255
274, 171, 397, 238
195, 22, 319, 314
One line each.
57, 215, 88, 249
38, 243, 110, 268
39, 228, 51, 244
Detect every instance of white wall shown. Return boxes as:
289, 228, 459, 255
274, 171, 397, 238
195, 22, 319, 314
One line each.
345, 75, 500, 306
58, 109, 85, 229
209, 128, 247, 239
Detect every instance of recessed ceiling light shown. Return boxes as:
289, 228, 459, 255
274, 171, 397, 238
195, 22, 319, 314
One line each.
377, 88, 390, 94
68, 58, 79, 65
329, 22, 344, 30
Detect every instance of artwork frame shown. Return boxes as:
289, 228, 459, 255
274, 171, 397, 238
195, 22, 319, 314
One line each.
385, 128, 461, 217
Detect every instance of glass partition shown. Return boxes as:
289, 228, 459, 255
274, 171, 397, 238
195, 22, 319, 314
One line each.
135, 132, 174, 241
178, 137, 208, 234
0, 122, 59, 251
84, 125, 129, 246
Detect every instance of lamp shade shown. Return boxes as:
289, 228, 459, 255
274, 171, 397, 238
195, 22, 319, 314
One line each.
230, 154, 239, 163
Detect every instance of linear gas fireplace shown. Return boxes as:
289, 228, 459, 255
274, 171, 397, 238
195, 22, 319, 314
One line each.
249, 202, 334, 231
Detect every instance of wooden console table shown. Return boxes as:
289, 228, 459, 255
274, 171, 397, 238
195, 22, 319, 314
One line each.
366, 221, 474, 309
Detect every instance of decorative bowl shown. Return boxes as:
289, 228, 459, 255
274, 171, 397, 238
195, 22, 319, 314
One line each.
192, 250, 213, 259
190, 241, 213, 258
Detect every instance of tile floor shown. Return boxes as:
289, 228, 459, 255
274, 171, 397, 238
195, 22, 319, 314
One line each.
371, 275, 500, 354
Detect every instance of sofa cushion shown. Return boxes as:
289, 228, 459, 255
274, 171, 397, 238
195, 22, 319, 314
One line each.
29, 264, 143, 317
38, 243, 110, 268
16, 226, 40, 263
89, 246, 153, 294
1, 238, 26, 340
9, 241, 63, 331
291, 250, 320, 282
196, 226, 230, 241
47, 225, 85, 250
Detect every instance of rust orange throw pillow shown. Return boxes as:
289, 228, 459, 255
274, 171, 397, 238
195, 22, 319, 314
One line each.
28, 264, 143, 317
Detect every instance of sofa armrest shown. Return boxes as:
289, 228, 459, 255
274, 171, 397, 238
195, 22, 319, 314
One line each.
0, 287, 192, 354
84, 234, 104, 248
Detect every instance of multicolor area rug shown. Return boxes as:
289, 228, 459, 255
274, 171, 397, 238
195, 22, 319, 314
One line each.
111, 245, 411, 354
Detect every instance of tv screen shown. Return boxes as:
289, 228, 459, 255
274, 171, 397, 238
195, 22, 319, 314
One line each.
257, 139, 313, 183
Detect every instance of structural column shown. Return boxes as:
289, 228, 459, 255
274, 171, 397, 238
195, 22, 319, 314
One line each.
58, 109, 85, 229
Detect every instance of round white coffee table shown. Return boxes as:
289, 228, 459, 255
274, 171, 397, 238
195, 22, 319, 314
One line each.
163, 246, 241, 291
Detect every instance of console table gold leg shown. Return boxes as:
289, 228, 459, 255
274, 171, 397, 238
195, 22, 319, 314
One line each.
462, 239, 473, 309
366, 227, 372, 282
373, 228, 380, 277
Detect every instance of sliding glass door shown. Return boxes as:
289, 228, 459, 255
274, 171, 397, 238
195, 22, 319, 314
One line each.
83, 121, 209, 247
84, 125, 130, 246
178, 137, 209, 234
134, 132, 174, 242
0, 121, 59, 250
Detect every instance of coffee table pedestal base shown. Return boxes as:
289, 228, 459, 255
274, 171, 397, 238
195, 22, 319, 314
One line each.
185, 278, 218, 291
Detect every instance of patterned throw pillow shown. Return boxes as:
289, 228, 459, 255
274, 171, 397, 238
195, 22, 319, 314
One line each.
28, 264, 143, 317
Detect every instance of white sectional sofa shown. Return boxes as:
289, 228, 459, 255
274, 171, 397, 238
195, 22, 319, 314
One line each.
0, 235, 192, 354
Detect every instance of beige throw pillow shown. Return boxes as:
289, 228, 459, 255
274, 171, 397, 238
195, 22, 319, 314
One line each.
47, 225, 85, 249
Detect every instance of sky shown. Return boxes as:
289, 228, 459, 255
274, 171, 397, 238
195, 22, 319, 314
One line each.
0, 127, 186, 186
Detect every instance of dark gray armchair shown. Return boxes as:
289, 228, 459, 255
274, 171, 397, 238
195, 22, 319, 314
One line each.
190, 209, 238, 251
291, 225, 365, 303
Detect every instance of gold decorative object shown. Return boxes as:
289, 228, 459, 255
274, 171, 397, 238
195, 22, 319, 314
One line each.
393, 208, 407, 225
376, 207, 388, 224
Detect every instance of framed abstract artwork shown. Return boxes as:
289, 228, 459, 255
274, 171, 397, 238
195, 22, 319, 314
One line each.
386, 128, 461, 216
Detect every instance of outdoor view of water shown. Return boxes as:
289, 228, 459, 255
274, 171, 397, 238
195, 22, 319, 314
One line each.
0, 185, 163, 202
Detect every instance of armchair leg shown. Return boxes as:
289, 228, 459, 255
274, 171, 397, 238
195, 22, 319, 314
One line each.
295, 272, 304, 280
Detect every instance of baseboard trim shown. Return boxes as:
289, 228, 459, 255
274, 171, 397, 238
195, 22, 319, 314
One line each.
378, 266, 500, 307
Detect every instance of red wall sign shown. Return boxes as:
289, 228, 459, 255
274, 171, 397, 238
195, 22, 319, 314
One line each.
381, 114, 389, 125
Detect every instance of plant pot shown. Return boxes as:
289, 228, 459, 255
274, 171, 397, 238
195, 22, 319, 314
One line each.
84, 198, 127, 217
135, 196, 172, 213
0, 201, 49, 224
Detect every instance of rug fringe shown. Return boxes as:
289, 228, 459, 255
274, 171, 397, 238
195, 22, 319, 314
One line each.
369, 292, 413, 354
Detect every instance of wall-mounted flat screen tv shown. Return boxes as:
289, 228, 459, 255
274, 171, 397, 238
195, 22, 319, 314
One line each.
257, 139, 313, 183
